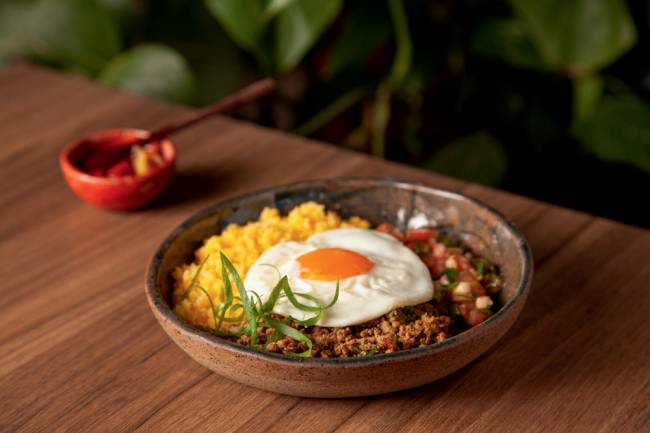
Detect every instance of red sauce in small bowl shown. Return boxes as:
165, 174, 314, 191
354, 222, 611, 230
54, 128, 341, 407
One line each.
59, 129, 176, 210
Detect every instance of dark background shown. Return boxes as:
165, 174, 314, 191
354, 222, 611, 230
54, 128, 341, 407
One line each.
1, 0, 648, 227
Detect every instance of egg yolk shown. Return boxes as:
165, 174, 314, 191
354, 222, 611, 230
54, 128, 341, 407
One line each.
297, 248, 374, 281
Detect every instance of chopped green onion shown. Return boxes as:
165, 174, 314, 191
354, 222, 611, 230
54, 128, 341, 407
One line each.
196, 285, 219, 334
472, 258, 489, 275
324, 280, 340, 309
442, 268, 459, 284
181, 252, 342, 357
180, 255, 210, 301
283, 286, 323, 312
265, 317, 313, 357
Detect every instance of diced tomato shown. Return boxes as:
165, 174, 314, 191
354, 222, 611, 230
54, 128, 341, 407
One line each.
106, 159, 134, 177
406, 240, 432, 255
422, 254, 446, 276
454, 253, 472, 271
392, 220, 495, 329
471, 284, 486, 297
421, 253, 436, 268
405, 229, 438, 242
458, 271, 477, 282
467, 309, 489, 326
431, 242, 447, 258
458, 301, 473, 317
456, 271, 485, 296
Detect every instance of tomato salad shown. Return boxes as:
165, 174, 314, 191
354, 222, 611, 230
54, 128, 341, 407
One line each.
378, 224, 503, 327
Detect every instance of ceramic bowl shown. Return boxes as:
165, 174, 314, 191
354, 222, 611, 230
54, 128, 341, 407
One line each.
60, 128, 176, 210
145, 178, 533, 397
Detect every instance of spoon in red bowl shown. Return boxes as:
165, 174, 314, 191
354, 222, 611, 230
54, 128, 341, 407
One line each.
60, 78, 275, 211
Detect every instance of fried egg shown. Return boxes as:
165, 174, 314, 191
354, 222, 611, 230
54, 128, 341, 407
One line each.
244, 228, 433, 327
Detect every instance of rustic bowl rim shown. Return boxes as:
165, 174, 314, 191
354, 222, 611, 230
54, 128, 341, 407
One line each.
145, 176, 533, 367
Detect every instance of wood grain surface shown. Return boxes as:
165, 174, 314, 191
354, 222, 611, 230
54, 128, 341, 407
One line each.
1, 64, 648, 433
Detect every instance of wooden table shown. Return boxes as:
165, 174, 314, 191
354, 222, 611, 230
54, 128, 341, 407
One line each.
1, 64, 648, 433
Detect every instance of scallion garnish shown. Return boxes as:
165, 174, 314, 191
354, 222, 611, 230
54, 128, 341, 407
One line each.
180, 255, 210, 301
186, 252, 340, 357
441, 268, 459, 284
472, 258, 489, 276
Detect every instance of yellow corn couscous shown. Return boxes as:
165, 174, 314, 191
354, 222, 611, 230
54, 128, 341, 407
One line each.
172, 202, 369, 329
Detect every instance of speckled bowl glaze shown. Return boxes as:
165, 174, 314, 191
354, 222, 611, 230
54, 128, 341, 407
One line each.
145, 178, 533, 397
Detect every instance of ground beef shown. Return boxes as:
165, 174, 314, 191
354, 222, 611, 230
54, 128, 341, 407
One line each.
230, 303, 455, 358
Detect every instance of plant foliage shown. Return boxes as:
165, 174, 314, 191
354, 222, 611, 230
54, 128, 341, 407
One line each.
0, 0, 648, 223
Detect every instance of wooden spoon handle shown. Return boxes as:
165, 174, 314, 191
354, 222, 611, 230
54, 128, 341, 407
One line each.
133, 78, 275, 146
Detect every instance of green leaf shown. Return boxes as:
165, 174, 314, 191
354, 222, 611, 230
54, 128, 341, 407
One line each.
572, 74, 603, 121
371, 80, 392, 157
509, 0, 636, 74
204, 0, 265, 53
275, 0, 342, 71
572, 95, 650, 173
387, 0, 412, 85
644, 74, 650, 92
326, 3, 390, 77
262, 0, 297, 22
471, 18, 547, 70
295, 86, 368, 136
425, 132, 508, 186
96, 0, 135, 24
1, 0, 121, 74
99, 44, 197, 105
33, 0, 121, 74
196, 286, 220, 334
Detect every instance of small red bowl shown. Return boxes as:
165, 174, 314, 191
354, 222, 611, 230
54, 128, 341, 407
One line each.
59, 128, 176, 210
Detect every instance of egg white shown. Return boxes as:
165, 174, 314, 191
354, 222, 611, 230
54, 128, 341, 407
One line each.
243, 228, 434, 327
